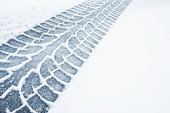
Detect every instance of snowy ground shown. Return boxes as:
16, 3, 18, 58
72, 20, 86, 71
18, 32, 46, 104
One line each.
0, 0, 84, 45
0, 0, 170, 113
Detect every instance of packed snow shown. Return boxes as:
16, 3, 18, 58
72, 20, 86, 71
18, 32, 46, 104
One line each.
0, 0, 170, 113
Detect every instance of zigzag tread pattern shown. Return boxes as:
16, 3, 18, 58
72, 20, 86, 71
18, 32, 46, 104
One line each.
0, 0, 132, 113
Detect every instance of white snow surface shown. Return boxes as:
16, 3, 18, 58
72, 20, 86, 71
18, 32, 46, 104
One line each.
0, 0, 170, 113
0, 0, 85, 45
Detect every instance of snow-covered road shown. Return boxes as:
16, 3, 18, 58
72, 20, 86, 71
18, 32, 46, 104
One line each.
0, 0, 170, 113
50, 1, 170, 113
0, 0, 84, 45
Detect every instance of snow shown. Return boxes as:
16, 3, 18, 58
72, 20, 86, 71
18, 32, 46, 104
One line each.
0, 0, 84, 45
0, 0, 170, 113
49, 1, 170, 113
